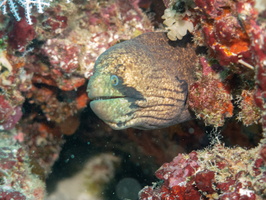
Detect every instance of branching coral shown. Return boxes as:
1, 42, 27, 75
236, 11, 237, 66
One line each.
0, 0, 50, 24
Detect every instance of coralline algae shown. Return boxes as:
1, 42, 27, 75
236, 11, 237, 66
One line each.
139, 143, 266, 200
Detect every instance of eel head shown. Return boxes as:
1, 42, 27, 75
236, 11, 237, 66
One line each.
87, 32, 196, 130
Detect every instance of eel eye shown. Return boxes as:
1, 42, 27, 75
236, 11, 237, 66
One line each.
110, 75, 119, 86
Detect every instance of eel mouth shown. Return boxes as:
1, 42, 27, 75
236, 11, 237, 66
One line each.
89, 96, 134, 127
90, 96, 126, 101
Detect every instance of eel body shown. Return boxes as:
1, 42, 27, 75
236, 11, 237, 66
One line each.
87, 32, 198, 130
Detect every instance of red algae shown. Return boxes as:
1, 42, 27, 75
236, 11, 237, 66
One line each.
139, 143, 266, 200
192, 0, 255, 67
187, 0, 265, 128
8, 18, 36, 52
195, 170, 216, 194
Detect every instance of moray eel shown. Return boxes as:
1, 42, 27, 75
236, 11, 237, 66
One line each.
87, 32, 199, 130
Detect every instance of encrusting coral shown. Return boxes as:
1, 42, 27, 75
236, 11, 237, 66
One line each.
139, 140, 266, 200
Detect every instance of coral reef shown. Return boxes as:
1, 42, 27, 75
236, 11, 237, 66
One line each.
188, 64, 233, 126
1, 0, 153, 131
248, 9, 266, 136
0, 0, 265, 198
139, 0, 266, 199
0, 0, 154, 198
0, 130, 45, 200
139, 142, 266, 199
237, 90, 261, 126
0, 50, 25, 130
162, 0, 265, 127
20, 0, 153, 126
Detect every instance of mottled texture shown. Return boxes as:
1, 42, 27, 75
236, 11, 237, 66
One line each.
139, 143, 266, 199
87, 32, 199, 130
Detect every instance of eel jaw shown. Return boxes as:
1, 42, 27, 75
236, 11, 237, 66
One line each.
89, 96, 136, 129
90, 96, 126, 101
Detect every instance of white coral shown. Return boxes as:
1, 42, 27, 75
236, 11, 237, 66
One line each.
0, 0, 50, 24
162, 4, 194, 41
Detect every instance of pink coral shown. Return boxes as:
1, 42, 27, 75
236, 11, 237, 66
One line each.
0, 79, 22, 130
0, 105, 22, 130
42, 15, 68, 32
0, 95, 16, 130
